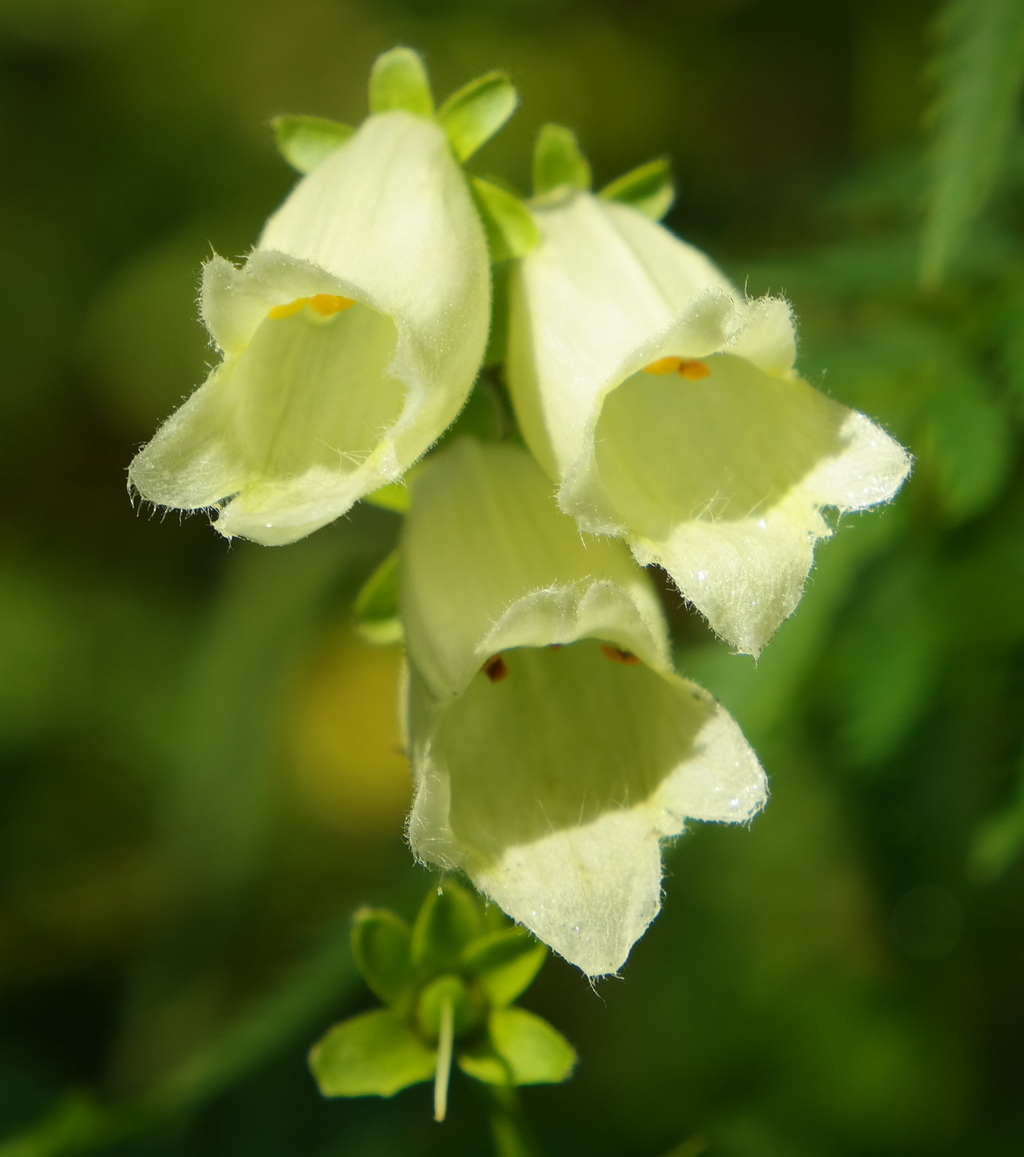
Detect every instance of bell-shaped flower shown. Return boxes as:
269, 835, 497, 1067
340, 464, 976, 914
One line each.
399, 438, 767, 977
506, 177, 911, 655
129, 57, 491, 545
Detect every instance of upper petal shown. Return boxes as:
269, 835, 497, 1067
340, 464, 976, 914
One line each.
399, 438, 669, 699
507, 190, 740, 479
258, 111, 487, 362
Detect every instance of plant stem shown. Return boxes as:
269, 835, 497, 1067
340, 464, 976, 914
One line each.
482, 1084, 542, 1157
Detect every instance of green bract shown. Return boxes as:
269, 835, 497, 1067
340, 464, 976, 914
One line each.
128, 53, 495, 545
507, 168, 912, 655
400, 439, 767, 976
310, 881, 574, 1113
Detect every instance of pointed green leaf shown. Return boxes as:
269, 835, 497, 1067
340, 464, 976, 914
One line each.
272, 115, 355, 174
924, 360, 1012, 521
461, 929, 547, 1007
411, 878, 486, 971
487, 1007, 576, 1085
439, 71, 518, 161
599, 157, 675, 220
369, 47, 434, 117
533, 124, 592, 197
921, 0, 1024, 286
353, 552, 402, 646
470, 177, 541, 262
310, 1009, 436, 1097
351, 907, 414, 1005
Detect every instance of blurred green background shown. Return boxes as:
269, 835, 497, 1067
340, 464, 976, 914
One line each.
1, 0, 1023, 1154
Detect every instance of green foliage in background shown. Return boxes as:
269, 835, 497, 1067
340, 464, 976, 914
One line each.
1, 1, 1023, 1155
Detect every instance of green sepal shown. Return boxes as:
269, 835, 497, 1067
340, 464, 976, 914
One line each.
470, 177, 541, 262
351, 907, 415, 1006
416, 973, 483, 1040
482, 898, 511, 933
461, 929, 547, 1008
533, 123, 592, 197
456, 1040, 512, 1086
310, 1008, 436, 1097
369, 47, 434, 118
487, 1007, 576, 1085
353, 552, 403, 646
484, 262, 510, 368
272, 115, 355, 174
363, 478, 411, 514
441, 377, 512, 445
411, 878, 487, 971
599, 157, 675, 220
439, 72, 518, 161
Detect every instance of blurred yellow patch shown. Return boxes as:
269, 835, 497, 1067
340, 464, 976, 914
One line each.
288, 625, 409, 835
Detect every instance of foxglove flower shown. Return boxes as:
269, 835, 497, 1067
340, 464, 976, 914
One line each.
400, 438, 767, 976
129, 58, 491, 545
507, 170, 911, 655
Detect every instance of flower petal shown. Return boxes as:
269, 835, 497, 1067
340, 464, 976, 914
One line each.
409, 641, 765, 976
584, 353, 911, 652
400, 440, 766, 975
130, 112, 489, 544
507, 190, 911, 653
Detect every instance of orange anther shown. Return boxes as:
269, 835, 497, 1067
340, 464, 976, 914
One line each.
678, 359, 710, 380
309, 293, 355, 316
482, 654, 509, 683
642, 355, 711, 380
643, 356, 683, 375
601, 644, 641, 666
267, 297, 309, 320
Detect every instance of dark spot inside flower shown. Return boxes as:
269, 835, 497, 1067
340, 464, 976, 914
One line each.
482, 654, 508, 683
600, 644, 641, 665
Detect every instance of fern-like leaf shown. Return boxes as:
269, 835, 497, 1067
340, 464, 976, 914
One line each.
921, 0, 1024, 287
